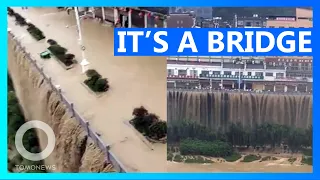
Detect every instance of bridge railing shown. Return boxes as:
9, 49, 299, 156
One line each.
167, 88, 312, 96
8, 31, 127, 173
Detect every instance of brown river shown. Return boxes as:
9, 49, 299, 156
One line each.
167, 161, 312, 172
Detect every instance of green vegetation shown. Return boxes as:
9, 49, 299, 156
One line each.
167, 152, 173, 161
130, 106, 167, 141
47, 42, 74, 67
168, 120, 312, 164
47, 39, 57, 46
173, 155, 183, 162
86, 69, 100, 78
8, 7, 15, 16
8, 8, 45, 41
26, 23, 45, 41
260, 156, 278, 162
180, 138, 232, 157
241, 154, 261, 162
48, 44, 67, 55
168, 120, 312, 153
148, 121, 167, 140
302, 148, 312, 156
7, 74, 46, 173
8, 92, 26, 146
8, 73, 14, 91
288, 157, 297, 163
224, 153, 242, 162
8, 158, 15, 172
301, 156, 312, 166
12, 12, 27, 26
84, 69, 109, 92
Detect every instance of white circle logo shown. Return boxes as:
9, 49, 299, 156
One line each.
15, 120, 56, 161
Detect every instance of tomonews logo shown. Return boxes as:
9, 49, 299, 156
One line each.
15, 120, 56, 161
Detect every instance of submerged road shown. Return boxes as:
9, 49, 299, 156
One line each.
9, 7, 166, 172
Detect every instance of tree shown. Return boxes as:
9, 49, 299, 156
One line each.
7, 74, 46, 173
168, 118, 312, 153
305, 125, 312, 147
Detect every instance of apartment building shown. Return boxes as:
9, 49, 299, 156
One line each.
166, 8, 313, 92
236, 15, 267, 28
166, 13, 195, 28
84, 7, 167, 28
170, 7, 213, 19
267, 8, 312, 28
167, 56, 312, 92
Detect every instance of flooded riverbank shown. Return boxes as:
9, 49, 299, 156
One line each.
167, 154, 313, 172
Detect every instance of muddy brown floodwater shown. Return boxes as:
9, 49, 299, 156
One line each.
167, 160, 312, 172
9, 7, 166, 172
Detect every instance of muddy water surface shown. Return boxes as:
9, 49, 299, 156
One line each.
167, 161, 312, 172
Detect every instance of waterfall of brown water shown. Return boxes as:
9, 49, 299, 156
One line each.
167, 90, 312, 130
8, 36, 114, 172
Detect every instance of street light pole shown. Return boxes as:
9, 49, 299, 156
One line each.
234, 58, 242, 90
74, 7, 84, 59
74, 7, 90, 73
238, 67, 241, 90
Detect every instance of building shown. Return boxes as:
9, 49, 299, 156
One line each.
80, 7, 168, 28
211, 7, 297, 21
166, 13, 195, 28
192, 7, 213, 19
236, 14, 267, 28
166, 8, 313, 93
197, 17, 231, 28
206, 8, 311, 28
196, 18, 218, 28
138, 7, 169, 15
170, 7, 213, 19
167, 56, 312, 93
266, 8, 312, 28
196, 14, 266, 28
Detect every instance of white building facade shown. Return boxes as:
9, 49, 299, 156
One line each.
167, 56, 312, 92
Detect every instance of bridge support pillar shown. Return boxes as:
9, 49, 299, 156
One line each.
163, 19, 167, 28
128, 9, 132, 28
144, 13, 148, 28
114, 8, 119, 25
220, 79, 224, 89
101, 7, 105, 21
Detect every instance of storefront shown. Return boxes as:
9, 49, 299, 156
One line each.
74, 7, 167, 28
252, 82, 264, 91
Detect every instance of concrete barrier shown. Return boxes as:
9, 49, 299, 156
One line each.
8, 31, 128, 173
167, 88, 312, 96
